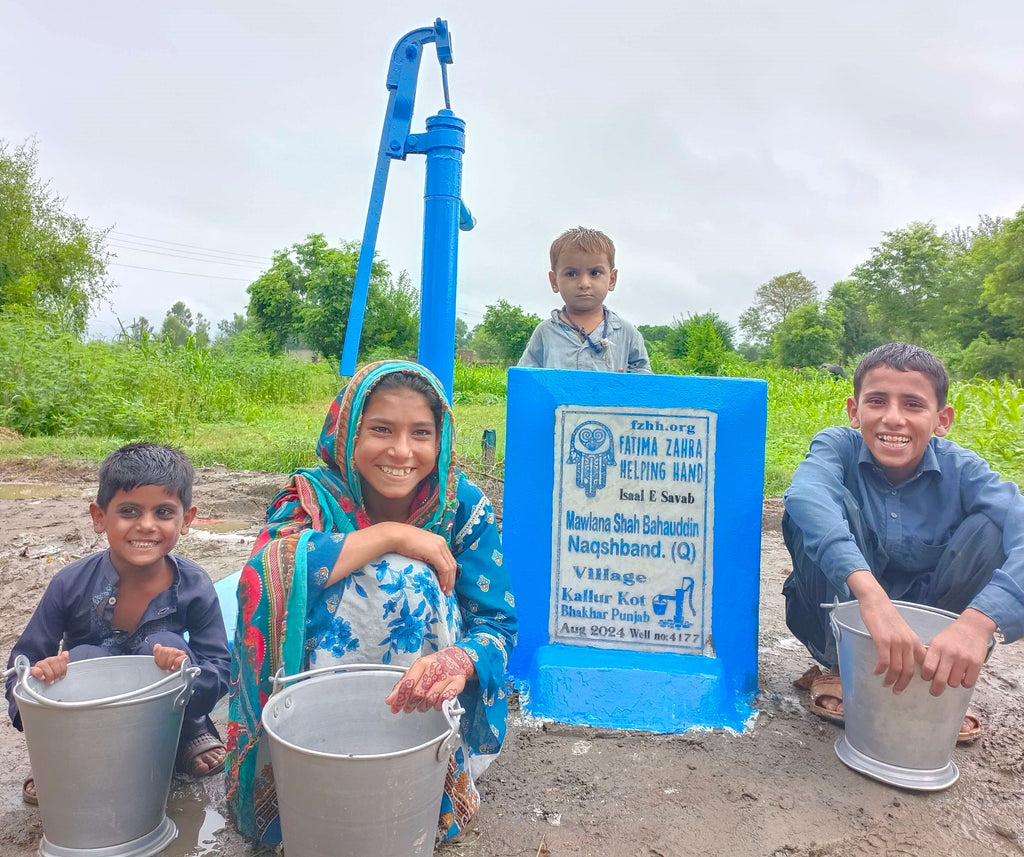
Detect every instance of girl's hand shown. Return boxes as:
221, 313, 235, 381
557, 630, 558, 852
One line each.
30, 651, 70, 684
385, 646, 476, 713
385, 524, 458, 595
152, 643, 188, 672
332, 522, 458, 595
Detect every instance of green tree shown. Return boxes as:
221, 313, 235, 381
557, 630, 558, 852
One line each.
979, 207, 1024, 332
676, 314, 732, 375
161, 314, 190, 347
160, 301, 209, 348
941, 215, 1016, 349
850, 222, 954, 343
467, 324, 499, 361
950, 334, 1024, 382
454, 317, 469, 350
826, 279, 877, 360
216, 313, 249, 342
123, 316, 155, 342
773, 302, 843, 368
637, 324, 672, 344
479, 300, 541, 364
0, 139, 111, 334
738, 271, 818, 349
359, 270, 418, 360
246, 234, 416, 360
664, 312, 736, 360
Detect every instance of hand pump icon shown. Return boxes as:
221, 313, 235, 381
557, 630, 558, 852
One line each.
340, 19, 474, 403
652, 578, 697, 629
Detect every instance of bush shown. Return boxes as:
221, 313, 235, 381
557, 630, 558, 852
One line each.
0, 309, 339, 441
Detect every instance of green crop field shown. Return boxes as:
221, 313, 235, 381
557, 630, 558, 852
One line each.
2, 316, 1022, 495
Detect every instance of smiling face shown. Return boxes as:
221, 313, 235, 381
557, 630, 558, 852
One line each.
549, 247, 617, 322
353, 387, 440, 522
89, 484, 196, 577
847, 365, 954, 484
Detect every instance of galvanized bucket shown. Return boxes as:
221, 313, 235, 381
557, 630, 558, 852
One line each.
12, 654, 197, 857
262, 663, 463, 857
829, 600, 991, 791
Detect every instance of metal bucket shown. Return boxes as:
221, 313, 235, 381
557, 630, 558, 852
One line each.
262, 663, 463, 857
829, 600, 991, 791
12, 655, 197, 857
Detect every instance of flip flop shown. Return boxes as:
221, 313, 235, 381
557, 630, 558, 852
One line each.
809, 672, 845, 725
176, 731, 226, 778
23, 775, 38, 806
957, 708, 982, 745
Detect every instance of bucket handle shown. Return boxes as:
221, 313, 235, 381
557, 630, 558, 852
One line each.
823, 598, 997, 662
270, 662, 409, 693
13, 655, 200, 709
824, 598, 842, 646
270, 663, 465, 761
436, 698, 465, 762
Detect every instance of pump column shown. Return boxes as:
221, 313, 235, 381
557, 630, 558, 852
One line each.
409, 109, 465, 404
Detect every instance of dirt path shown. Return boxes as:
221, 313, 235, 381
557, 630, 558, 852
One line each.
1, 458, 1022, 856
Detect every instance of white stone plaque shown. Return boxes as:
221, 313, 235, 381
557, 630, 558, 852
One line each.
551, 405, 716, 654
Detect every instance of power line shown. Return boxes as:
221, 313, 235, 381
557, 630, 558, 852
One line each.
110, 262, 252, 282
108, 230, 270, 262
107, 241, 266, 270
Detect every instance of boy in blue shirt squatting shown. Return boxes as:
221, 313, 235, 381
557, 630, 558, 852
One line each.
5, 443, 231, 805
783, 343, 1024, 739
518, 226, 652, 373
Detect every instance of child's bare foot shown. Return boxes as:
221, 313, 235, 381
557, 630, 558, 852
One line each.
177, 732, 226, 777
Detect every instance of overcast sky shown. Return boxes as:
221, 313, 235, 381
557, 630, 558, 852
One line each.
3, 1, 1023, 341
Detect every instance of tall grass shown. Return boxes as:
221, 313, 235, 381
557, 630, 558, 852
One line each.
948, 379, 1024, 485
2, 318, 1023, 495
0, 309, 339, 444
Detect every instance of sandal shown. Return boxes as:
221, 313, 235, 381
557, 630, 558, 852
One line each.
958, 708, 983, 745
176, 731, 226, 777
808, 672, 845, 725
23, 775, 38, 806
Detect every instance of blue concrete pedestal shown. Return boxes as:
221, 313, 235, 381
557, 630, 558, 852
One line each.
504, 368, 767, 733
527, 644, 737, 731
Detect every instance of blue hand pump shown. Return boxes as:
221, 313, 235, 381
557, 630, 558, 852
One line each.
340, 18, 474, 403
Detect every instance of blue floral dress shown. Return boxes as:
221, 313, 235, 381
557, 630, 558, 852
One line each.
225, 361, 517, 846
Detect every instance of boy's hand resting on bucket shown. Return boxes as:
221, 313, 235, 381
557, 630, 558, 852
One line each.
850, 571, 927, 693
30, 651, 70, 684
153, 643, 189, 672
919, 608, 996, 696
851, 570, 996, 696
386, 646, 476, 714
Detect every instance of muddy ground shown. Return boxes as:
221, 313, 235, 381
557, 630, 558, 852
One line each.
1, 457, 1023, 857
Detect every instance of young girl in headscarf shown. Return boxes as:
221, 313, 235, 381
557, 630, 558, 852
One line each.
225, 360, 517, 845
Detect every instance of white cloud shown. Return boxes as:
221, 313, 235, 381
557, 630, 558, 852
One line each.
3, 0, 1023, 340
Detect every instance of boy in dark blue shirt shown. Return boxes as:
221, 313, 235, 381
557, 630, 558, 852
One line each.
783, 343, 1024, 737
6, 443, 231, 805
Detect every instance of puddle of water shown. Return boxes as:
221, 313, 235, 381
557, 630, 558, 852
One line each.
163, 789, 227, 857
192, 519, 249, 534
0, 483, 70, 500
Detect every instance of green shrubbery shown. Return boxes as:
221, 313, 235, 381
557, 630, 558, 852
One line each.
2, 317, 1023, 494
0, 308, 339, 442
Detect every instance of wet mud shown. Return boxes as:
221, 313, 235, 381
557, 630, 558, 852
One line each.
1, 459, 1022, 856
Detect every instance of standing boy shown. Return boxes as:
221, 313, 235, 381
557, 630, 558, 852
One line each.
5, 443, 231, 805
782, 343, 1024, 738
518, 226, 652, 373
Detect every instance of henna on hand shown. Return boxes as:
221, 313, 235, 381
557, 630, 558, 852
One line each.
418, 660, 446, 693
389, 677, 417, 712
434, 646, 474, 679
